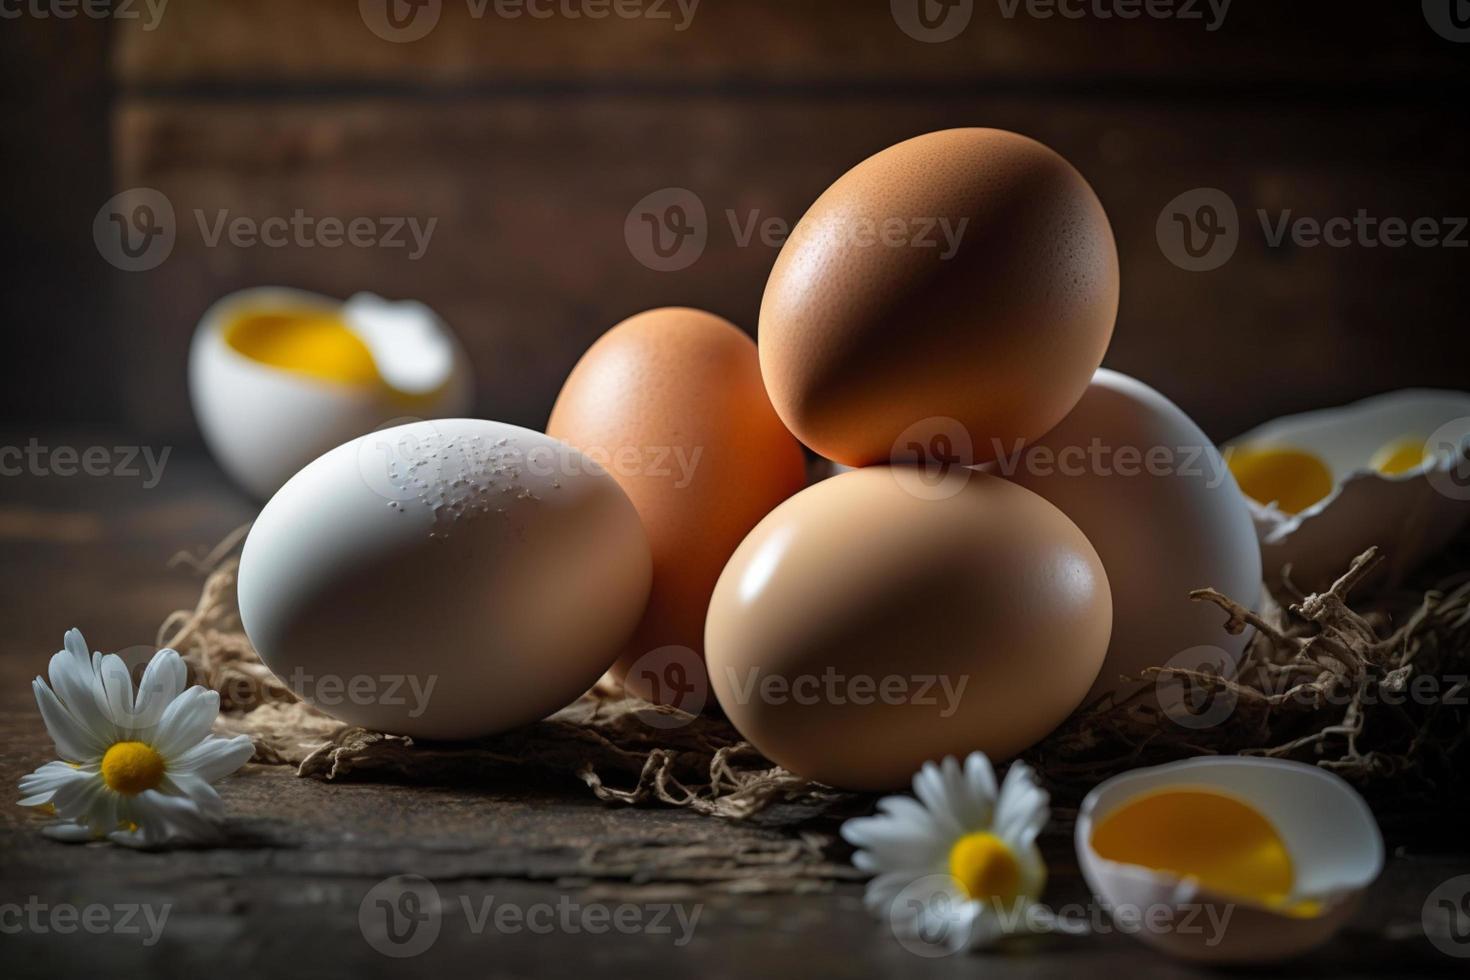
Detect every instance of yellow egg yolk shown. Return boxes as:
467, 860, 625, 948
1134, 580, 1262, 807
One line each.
100, 741, 166, 796
1226, 446, 1334, 514
225, 308, 382, 387
947, 832, 1022, 905
1090, 787, 1320, 915
1369, 436, 1430, 476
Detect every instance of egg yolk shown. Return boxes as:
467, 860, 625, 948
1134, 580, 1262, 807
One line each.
1369, 436, 1430, 476
225, 308, 381, 387
1226, 446, 1334, 514
1091, 787, 1320, 914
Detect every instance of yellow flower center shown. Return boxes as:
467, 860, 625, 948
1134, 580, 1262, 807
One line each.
100, 741, 165, 796
948, 832, 1022, 905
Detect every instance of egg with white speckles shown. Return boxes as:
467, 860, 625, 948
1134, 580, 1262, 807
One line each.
237, 418, 651, 739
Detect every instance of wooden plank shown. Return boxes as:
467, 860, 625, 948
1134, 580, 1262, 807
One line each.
112, 0, 1470, 87
112, 95, 1470, 442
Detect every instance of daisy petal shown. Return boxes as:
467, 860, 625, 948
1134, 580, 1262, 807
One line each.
32, 678, 106, 762
152, 687, 221, 759
994, 761, 1049, 849
43, 820, 104, 843
162, 772, 225, 820
912, 760, 965, 840
47, 641, 114, 746
95, 654, 137, 730
18, 760, 90, 806
134, 649, 188, 728
169, 735, 254, 782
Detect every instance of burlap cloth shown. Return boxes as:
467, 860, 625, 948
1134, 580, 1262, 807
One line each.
160, 527, 1470, 827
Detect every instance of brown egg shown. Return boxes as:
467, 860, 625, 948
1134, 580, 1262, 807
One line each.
548, 308, 807, 707
705, 467, 1112, 791
759, 128, 1119, 467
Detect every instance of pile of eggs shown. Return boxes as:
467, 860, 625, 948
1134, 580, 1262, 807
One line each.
210, 127, 1467, 961
230, 129, 1266, 785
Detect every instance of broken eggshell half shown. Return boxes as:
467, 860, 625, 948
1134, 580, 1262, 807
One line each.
1076, 757, 1383, 965
189, 287, 474, 499
1225, 389, 1470, 591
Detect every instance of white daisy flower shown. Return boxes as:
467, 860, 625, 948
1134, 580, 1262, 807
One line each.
17, 628, 255, 848
840, 752, 1050, 954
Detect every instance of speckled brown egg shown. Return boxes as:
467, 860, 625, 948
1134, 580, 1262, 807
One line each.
547, 308, 807, 708
759, 128, 1119, 467
705, 467, 1113, 791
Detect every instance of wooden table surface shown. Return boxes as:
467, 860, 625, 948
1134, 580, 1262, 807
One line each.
1, 443, 1465, 978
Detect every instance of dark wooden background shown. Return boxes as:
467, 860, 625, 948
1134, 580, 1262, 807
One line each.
2, 0, 1468, 447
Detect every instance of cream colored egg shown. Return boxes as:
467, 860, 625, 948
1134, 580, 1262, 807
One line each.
1003, 369, 1261, 703
238, 419, 651, 739
1076, 757, 1382, 964
190, 287, 473, 499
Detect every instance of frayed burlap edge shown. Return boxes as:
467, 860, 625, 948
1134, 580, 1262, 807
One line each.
161, 526, 1470, 821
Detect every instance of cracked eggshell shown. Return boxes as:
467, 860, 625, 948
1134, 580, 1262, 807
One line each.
189, 287, 474, 499
237, 419, 651, 740
1076, 757, 1383, 964
1226, 390, 1470, 591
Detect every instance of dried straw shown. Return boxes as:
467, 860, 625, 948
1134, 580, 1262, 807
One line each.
160, 527, 1469, 821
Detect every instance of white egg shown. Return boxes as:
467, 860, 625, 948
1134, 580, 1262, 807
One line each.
238, 419, 652, 739
1002, 369, 1262, 702
1226, 389, 1470, 591
1076, 757, 1383, 964
189, 287, 474, 499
